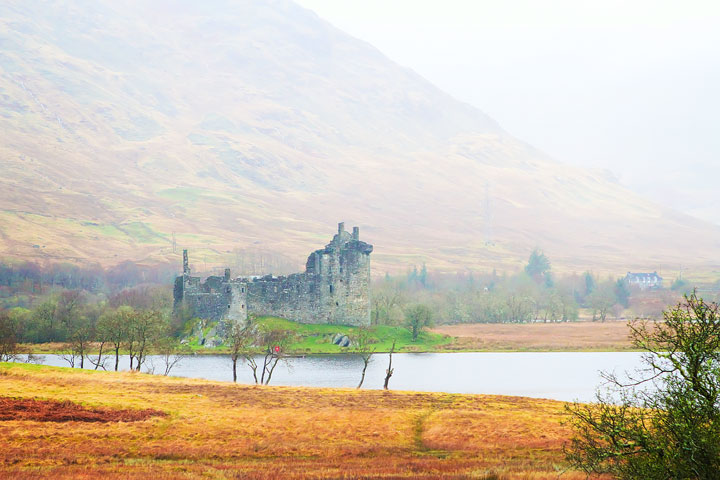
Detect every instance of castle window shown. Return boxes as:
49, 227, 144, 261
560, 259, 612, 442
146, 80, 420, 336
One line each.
241, 287, 245, 293
241, 304, 244, 309
228, 305, 231, 309
335, 301, 339, 306
329, 285, 333, 294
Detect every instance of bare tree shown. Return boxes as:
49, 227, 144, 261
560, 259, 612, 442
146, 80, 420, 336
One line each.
245, 355, 260, 384
372, 280, 404, 325
86, 338, 108, 370
131, 309, 165, 371
258, 327, 294, 385
226, 319, 256, 383
60, 346, 78, 368
353, 327, 375, 389
81, 303, 104, 370
383, 340, 396, 390
126, 312, 139, 371
588, 283, 616, 322
154, 337, 189, 376
504, 293, 534, 323
97, 306, 132, 371
63, 315, 92, 369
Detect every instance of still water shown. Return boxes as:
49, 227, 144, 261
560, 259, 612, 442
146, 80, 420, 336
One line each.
38, 352, 645, 402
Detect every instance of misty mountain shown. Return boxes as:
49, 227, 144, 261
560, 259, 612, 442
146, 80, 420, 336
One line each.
1, 0, 718, 275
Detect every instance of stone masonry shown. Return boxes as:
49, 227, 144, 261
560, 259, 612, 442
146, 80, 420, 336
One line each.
174, 222, 373, 327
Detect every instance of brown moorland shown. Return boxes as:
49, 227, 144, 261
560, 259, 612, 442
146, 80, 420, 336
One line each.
431, 320, 635, 351
0, 396, 166, 423
0, 362, 605, 479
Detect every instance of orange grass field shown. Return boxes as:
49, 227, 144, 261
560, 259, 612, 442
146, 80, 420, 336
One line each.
0, 362, 605, 480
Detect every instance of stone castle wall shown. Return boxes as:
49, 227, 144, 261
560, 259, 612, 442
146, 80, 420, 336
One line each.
174, 223, 372, 327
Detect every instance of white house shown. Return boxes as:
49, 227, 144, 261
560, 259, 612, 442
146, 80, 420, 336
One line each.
625, 272, 663, 290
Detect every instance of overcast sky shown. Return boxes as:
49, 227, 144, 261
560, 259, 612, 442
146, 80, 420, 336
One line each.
295, 0, 720, 223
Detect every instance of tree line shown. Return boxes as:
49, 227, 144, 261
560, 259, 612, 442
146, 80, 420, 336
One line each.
370, 249, 680, 326
0, 285, 188, 374
370, 249, 623, 339
0, 259, 178, 309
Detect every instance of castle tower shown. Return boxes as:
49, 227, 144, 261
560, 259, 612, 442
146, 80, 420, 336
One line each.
175, 223, 373, 329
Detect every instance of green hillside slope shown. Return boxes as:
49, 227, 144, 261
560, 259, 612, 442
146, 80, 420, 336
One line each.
0, 0, 718, 277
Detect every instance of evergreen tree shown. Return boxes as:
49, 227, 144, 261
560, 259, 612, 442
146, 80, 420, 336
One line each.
525, 249, 551, 279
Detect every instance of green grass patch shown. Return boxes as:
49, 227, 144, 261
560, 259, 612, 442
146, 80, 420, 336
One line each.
117, 221, 167, 244
0, 361, 49, 373
80, 222, 126, 238
252, 316, 452, 354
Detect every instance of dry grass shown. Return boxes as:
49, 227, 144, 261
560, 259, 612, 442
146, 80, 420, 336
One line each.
0, 362, 606, 479
431, 321, 635, 351
0, 397, 165, 423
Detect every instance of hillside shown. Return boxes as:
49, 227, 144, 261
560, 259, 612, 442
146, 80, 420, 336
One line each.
1, 0, 719, 276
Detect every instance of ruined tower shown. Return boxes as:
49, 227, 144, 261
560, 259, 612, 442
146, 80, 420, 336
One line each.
173, 223, 373, 328
174, 251, 248, 326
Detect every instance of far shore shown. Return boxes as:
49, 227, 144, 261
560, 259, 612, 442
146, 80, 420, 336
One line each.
431, 319, 636, 352
19, 319, 639, 355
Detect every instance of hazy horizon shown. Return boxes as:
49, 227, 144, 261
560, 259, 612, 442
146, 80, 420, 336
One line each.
296, 0, 720, 224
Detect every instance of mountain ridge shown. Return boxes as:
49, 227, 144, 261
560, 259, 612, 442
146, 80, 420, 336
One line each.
0, 0, 718, 277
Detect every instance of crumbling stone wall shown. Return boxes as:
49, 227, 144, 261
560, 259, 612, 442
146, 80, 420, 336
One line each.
174, 251, 249, 324
173, 223, 372, 327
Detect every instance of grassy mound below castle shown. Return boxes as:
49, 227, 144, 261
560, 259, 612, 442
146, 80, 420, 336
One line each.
186, 316, 453, 354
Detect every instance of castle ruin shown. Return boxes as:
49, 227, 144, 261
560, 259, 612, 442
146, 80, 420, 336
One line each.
174, 222, 373, 328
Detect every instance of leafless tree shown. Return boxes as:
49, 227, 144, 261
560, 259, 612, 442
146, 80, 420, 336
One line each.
86, 341, 108, 370
146, 337, 189, 376
60, 348, 77, 367
258, 327, 294, 385
372, 279, 405, 325
97, 306, 132, 371
63, 317, 92, 368
383, 340, 396, 390
226, 319, 256, 383
131, 309, 165, 371
588, 284, 616, 322
353, 327, 375, 389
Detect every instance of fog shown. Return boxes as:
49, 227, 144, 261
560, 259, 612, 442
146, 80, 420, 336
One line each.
297, 0, 720, 223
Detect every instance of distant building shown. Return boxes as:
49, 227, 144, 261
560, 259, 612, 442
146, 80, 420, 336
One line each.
625, 272, 663, 290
